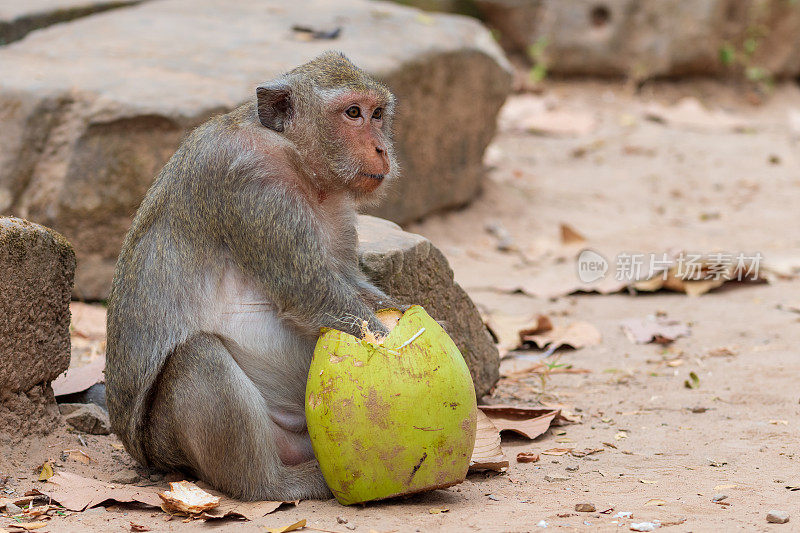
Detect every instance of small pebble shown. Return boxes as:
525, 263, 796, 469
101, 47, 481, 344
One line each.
337, 516, 348, 524
565, 465, 579, 472
5, 502, 23, 515
536, 520, 548, 528
487, 494, 501, 501
575, 503, 596, 512
345, 524, 356, 531
630, 522, 658, 532
544, 474, 570, 482
766, 510, 790, 524
712, 494, 727, 502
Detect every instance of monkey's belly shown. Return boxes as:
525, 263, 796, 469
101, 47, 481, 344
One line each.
208, 266, 316, 408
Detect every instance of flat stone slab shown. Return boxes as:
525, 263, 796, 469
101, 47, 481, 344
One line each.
358, 215, 499, 397
0, 0, 511, 299
0, 216, 75, 441
0, 0, 142, 44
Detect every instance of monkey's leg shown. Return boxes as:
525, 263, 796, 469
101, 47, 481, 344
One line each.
146, 332, 331, 501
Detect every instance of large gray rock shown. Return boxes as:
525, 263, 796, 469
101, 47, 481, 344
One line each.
474, 0, 800, 79
0, 0, 511, 300
357, 215, 499, 397
0, 0, 143, 45
0, 217, 75, 441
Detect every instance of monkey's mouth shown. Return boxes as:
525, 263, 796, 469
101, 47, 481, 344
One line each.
359, 172, 385, 181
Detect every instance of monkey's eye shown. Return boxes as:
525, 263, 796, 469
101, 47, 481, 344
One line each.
372, 107, 383, 120
345, 106, 361, 119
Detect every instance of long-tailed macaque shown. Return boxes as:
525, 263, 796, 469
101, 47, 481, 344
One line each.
105, 51, 400, 500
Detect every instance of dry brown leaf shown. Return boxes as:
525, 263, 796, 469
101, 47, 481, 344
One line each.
194, 481, 293, 521
478, 405, 560, 439
516, 452, 540, 463
517, 315, 553, 340
541, 448, 573, 456
35, 471, 162, 511
519, 321, 601, 351
8, 523, 48, 531
469, 410, 508, 472
631, 258, 758, 296
37, 463, 54, 482
62, 449, 92, 464
159, 481, 220, 515
130, 523, 151, 532
569, 448, 604, 458
560, 223, 586, 244
621, 317, 690, 345
266, 518, 306, 533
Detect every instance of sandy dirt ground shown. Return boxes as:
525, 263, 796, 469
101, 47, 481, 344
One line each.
3, 79, 800, 532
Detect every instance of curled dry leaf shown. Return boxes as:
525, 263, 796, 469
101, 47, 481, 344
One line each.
62, 449, 92, 464
159, 481, 220, 515
541, 448, 573, 456
517, 315, 553, 341
469, 410, 508, 472
516, 452, 540, 463
518, 321, 601, 351
478, 405, 560, 439
8, 522, 49, 531
194, 481, 293, 521
569, 448, 604, 458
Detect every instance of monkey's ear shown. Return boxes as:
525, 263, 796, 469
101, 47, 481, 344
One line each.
256, 82, 292, 132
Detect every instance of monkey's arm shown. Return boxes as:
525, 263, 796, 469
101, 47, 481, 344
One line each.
353, 277, 408, 312
218, 176, 388, 338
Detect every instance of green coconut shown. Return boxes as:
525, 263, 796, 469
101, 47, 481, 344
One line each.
305, 305, 477, 505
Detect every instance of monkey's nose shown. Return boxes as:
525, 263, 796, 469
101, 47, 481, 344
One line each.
375, 146, 384, 155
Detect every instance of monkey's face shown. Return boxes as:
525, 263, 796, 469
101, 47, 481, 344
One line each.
324, 91, 396, 197
256, 52, 399, 200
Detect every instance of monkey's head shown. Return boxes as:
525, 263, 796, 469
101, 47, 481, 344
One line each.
256, 51, 398, 200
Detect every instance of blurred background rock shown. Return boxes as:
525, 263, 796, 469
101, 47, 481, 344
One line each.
3, 0, 800, 301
